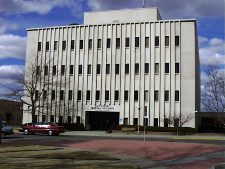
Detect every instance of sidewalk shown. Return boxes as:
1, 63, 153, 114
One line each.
62, 130, 225, 141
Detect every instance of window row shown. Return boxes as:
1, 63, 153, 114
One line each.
37, 63, 179, 76
37, 36, 180, 51
37, 90, 180, 102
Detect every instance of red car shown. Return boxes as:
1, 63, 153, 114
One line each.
21, 122, 65, 136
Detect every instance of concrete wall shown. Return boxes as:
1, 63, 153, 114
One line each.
23, 9, 199, 128
84, 8, 161, 25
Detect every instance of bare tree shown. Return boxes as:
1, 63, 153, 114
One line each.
164, 113, 193, 135
0, 57, 57, 123
201, 65, 225, 125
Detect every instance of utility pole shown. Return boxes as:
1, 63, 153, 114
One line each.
138, 107, 140, 135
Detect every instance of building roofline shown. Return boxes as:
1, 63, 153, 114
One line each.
84, 7, 159, 14
26, 19, 197, 31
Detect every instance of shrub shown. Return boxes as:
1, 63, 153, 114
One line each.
116, 125, 196, 134
57, 123, 84, 131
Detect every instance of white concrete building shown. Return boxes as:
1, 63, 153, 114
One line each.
23, 8, 200, 129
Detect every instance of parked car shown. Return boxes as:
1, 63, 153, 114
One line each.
21, 122, 65, 136
1, 121, 14, 138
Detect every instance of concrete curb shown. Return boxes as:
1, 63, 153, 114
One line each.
62, 131, 225, 141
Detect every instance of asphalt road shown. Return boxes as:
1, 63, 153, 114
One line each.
2, 132, 225, 145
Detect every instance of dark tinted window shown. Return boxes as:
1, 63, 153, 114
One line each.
52, 65, 56, 76
145, 63, 149, 74
77, 90, 82, 100
60, 90, 64, 100
61, 65, 65, 75
154, 118, 158, 127
86, 90, 90, 101
96, 90, 100, 100
105, 90, 109, 101
145, 37, 149, 48
106, 64, 110, 74
125, 38, 129, 47
133, 118, 138, 125
79, 40, 83, 49
46, 41, 49, 51
43, 90, 47, 100
88, 39, 92, 49
54, 41, 57, 50
69, 90, 73, 100
135, 37, 139, 47
154, 90, 159, 101
135, 63, 139, 74
87, 64, 91, 75
71, 40, 75, 50
68, 116, 72, 123
78, 65, 82, 74
116, 38, 120, 48
165, 36, 169, 46
107, 38, 111, 48
97, 64, 101, 74
175, 36, 179, 46
125, 64, 129, 74
115, 64, 120, 74
155, 63, 159, 74
155, 36, 159, 47
115, 90, 119, 101
36, 66, 40, 75
165, 63, 169, 73
62, 40, 66, 50
165, 90, 169, 101
70, 65, 74, 75
175, 90, 179, 101
44, 66, 48, 76
38, 42, 42, 51
97, 39, 101, 48
134, 90, 138, 101
51, 90, 55, 101
175, 63, 179, 73
124, 90, 128, 101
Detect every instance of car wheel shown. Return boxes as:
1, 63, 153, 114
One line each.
48, 130, 53, 136
23, 129, 29, 135
1, 132, 5, 139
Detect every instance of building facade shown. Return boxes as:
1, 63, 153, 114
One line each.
23, 8, 200, 129
0, 100, 23, 125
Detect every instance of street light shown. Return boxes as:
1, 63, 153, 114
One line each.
138, 107, 140, 135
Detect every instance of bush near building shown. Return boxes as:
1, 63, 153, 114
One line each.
116, 125, 196, 134
57, 123, 84, 131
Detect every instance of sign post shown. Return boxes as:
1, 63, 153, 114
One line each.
0, 117, 2, 144
144, 106, 147, 142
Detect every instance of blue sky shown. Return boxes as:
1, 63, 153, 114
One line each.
0, 0, 224, 96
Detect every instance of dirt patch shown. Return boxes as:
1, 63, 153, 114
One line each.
0, 145, 139, 169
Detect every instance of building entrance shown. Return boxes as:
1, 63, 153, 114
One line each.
86, 111, 119, 130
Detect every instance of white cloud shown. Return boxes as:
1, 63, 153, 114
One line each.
0, 65, 24, 78
199, 36, 224, 66
0, 65, 24, 98
198, 36, 209, 46
87, 0, 224, 18
0, 0, 83, 17
0, 18, 18, 34
0, 34, 26, 59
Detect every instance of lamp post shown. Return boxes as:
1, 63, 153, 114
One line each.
195, 110, 198, 133
138, 107, 140, 135
144, 106, 147, 142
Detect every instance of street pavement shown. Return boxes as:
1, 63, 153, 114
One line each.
2, 130, 225, 169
